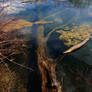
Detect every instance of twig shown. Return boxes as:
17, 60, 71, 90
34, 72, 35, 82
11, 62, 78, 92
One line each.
0, 53, 33, 71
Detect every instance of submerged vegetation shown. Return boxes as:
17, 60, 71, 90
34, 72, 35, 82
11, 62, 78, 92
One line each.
0, 23, 30, 91
57, 24, 92, 46
1, 19, 53, 32
0, 64, 16, 92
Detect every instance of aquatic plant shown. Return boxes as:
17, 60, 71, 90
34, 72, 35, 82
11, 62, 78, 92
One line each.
0, 63, 16, 92
1, 19, 53, 32
57, 24, 92, 46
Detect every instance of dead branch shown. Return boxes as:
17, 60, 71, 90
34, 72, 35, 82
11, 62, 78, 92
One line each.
55, 37, 89, 63
63, 37, 89, 54
0, 52, 33, 71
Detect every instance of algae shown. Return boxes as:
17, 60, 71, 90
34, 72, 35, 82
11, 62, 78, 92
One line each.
57, 24, 92, 46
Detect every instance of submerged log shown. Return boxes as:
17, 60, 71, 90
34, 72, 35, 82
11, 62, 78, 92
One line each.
36, 24, 90, 92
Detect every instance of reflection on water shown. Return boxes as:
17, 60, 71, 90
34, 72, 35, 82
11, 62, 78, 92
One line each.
2, 0, 92, 92
21, 0, 92, 92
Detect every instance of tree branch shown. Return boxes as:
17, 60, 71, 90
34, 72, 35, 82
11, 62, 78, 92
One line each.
0, 53, 33, 71
55, 37, 89, 63
63, 37, 89, 54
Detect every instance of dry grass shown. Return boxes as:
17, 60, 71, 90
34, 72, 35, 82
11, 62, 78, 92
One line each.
0, 17, 31, 92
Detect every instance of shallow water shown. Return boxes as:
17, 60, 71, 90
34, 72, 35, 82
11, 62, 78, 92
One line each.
16, 0, 92, 64
2, 0, 92, 92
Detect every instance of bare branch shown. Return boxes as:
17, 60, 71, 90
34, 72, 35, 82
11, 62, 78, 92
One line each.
63, 37, 89, 54
0, 52, 33, 71
55, 37, 89, 63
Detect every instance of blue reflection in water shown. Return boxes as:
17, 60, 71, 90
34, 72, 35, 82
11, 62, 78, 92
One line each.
8, 0, 92, 92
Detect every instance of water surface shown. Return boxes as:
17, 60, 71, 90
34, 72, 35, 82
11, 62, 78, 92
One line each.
3, 0, 92, 92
